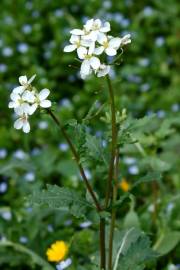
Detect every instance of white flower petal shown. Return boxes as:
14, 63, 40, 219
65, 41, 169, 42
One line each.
19, 75, 28, 85
84, 19, 94, 31
70, 29, 84, 35
97, 65, 110, 77
40, 100, 51, 108
97, 33, 107, 45
38, 88, 50, 101
77, 47, 87, 59
10, 92, 20, 101
22, 90, 35, 103
94, 19, 101, 29
94, 46, 104, 55
23, 121, 30, 133
64, 44, 77, 52
109, 38, 121, 49
29, 104, 38, 115
80, 60, 91, 76
105, 47, 117, 56
90, 57, 100, 69
8, 101, 16, 108
101, 22, 110, 32
70, 35, 80, 44
85, 31, 98, 41
81, 39, 91, 47
12, 86, 25, 94
21, 103, 31, 114
14, 118, 23, 130
15, 106, 24, 115
88, 42, 95, 55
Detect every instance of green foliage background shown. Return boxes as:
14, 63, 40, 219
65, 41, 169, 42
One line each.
0, 0, 179, 269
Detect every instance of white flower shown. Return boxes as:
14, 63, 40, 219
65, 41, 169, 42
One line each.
120, 34, 131, 46
64, 35, 90, 53
14, 114, 30, 133
64, 18, 131, 80
30, 88, 52, 114
95, 33, 121, 56
82, 19, 110, 41
8, 92, 32, 115
12, 74, 36, 94
78, 47, 100, 79
96, 64, 110, 77
9, 75, 52, 133
70, 19, 110, 42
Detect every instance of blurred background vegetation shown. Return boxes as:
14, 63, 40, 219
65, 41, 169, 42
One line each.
0, 0, 180, 269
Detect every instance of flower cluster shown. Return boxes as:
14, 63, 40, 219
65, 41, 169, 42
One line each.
64, 18, 131, 79
8, 75, 51, 133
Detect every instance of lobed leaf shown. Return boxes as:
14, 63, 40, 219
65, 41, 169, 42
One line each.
29, 184, 93, 218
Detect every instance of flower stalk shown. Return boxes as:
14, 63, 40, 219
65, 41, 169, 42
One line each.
104, 75, 119, 270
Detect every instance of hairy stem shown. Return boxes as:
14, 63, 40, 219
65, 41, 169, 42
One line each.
108, 150, 119, 270
104, 75, 118, 270
105, 75, 117, 208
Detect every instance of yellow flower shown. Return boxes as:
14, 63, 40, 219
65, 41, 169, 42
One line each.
120, 178, 130, 192
46, 241, 68, 262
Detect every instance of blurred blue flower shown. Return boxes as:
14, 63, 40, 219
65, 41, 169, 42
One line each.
0, 182, 8, 193
2, 47, 13, 57
56, 258, 72, 270
22, 24, 32, 34
79, 221, 92, 228
0, 148, 7, 159
155, 36, 165, 47
24, 171, 35, 182
19, 236, 28, 244
17, 43, 29, 53
128, 165, 139, 175
0, 64, 8, 73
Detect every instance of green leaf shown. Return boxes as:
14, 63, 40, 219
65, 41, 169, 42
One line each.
123, 196, 140, 229
123, 211, 140, 229
153, 230, 180, 255
85, 134, 108, 167
29, 184, 93, 218
142, 157, 171, 172
132, 171, 162, 189
113, 229, 157, 270
128, 114, 156, 131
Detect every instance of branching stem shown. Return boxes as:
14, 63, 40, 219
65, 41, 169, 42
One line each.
47, 108, 101, 212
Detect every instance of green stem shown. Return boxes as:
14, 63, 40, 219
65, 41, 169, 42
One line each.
105, 75, 117, 208
100, 218, 106, 270
47, 109, 101, 212
104, 75, 118, 270
108, 150, 119, 270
